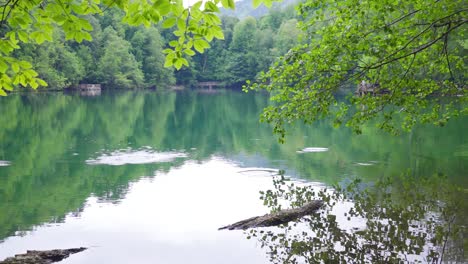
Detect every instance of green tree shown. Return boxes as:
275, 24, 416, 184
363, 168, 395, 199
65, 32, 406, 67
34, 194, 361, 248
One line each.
248, 0, 467, 141
30, 40, 85, 90
130, 26, 175, 88
97, 27, 144, 88
273, 18, 301, 56
225, 17, 261, 86
192, 16, 239, 82
0, 0, 253, 94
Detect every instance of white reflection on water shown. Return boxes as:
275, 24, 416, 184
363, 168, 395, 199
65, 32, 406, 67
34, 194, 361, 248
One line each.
0, 160, 11, 166
296, 147, 329, 153
85, 148, 188, 166
0, 158, 278, 264
355, 162, 373, 166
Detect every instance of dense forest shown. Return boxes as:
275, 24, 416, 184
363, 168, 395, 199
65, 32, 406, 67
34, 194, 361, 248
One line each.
10, 0, 300, 90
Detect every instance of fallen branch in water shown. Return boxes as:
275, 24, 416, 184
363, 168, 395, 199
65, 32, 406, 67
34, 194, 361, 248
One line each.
0, 247, 87, 264
219, 200, 324, 230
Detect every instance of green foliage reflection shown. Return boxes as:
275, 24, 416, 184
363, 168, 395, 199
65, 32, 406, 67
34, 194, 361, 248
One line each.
0, 91, 466, 245
250, 173, 467, 263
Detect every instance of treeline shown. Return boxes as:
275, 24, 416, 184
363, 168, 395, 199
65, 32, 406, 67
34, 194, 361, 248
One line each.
188, 5, 300, 88
12, 3, 301, 90
14, 10, 175, 90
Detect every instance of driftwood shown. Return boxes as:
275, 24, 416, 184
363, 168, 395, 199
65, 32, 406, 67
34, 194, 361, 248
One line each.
0, 247, 87, 264
219, 200, 324, 230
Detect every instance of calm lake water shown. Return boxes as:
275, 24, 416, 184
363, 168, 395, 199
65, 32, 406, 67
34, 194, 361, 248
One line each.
0, 91, 466, 263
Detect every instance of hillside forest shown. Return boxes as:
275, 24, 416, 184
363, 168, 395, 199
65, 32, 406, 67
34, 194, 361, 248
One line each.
11, 0, 300, 90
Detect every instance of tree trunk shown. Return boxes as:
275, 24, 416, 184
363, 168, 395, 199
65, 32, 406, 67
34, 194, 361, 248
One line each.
219, 200, 323, 230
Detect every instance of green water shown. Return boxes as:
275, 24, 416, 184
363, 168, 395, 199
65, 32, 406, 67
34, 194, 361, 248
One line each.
0, 91, 466, 263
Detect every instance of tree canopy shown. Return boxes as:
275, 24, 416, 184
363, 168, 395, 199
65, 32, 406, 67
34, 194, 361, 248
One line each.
0, 0, 282, 95
248, 0, 467, 140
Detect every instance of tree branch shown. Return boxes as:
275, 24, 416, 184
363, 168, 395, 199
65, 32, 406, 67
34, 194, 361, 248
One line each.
363, 20, 466, 70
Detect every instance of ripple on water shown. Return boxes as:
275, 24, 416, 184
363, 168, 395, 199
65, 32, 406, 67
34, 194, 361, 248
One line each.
296, 147, 329, 153
85, 148, 188, 166
0, 160, 11, 166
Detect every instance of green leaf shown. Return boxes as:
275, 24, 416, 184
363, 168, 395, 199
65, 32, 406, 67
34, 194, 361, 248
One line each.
164, 57, 173, 68
162, 17, 177, 28
80, 19, 93, 31
180, 58, 189, 67
221, 0, 230, 8
177, 18, 186, 30
0, 60, 8, 73
157, 1, 171, 16
174, 58, 183, 69
19, 61, 32, 69
37, 79, 47, 87
252, 0, 263, 8
205, 30, 214, 41
191, 1, 203, 10
173, 30, 183, 37
2, 82, 13, 91
17, 31, 28, 43
11, 62, 19, 73
82, 32, 92, 42
199, 39, 210, 48
204, 2, 219, 12
184, 49, 195, 56
30, 80, 38, 89
0, 88, 6, 96
227, 0, 235, 9
213, 29, 224, 40
263, 0, 273, 8
194, 39, 207, 53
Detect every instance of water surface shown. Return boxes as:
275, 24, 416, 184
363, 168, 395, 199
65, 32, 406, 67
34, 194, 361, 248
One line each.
0, 91, 466, 263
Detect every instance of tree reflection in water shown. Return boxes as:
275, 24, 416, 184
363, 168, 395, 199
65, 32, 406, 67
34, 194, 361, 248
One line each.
248, 172, 467, 263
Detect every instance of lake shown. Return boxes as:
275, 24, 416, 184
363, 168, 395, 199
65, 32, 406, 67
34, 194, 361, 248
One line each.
0, 90, 466, 263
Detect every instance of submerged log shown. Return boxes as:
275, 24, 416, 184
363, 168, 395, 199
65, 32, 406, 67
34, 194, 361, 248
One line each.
219, 200, 324, 230
0, 247, 87, 264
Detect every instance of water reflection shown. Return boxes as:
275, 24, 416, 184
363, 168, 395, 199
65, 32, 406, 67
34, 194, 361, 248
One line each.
0, 159, 274, 264
0, 91, 466, 262
249, 173, 467, 263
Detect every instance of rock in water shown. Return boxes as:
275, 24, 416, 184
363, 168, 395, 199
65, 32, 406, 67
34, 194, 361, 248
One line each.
0, 247, 87, 264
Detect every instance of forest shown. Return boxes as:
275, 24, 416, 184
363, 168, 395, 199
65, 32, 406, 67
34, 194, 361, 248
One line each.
0, 0, 466, 263
9, 0, 300, 90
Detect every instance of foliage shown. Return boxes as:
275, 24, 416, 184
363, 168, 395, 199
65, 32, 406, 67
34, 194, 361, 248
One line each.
97, 27, 144, 88
33, 41, 85, 90
249, 173, 467, 263
191, 9, 301, 87
130, 27, 175, 87
0, 0, 293, 94
248, 0, 467, 140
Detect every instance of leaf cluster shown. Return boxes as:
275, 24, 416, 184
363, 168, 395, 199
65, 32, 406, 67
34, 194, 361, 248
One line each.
248, 0, 467, 139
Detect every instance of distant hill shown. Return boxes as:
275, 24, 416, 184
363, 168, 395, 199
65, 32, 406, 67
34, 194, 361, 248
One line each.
221, 0, 300, 19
